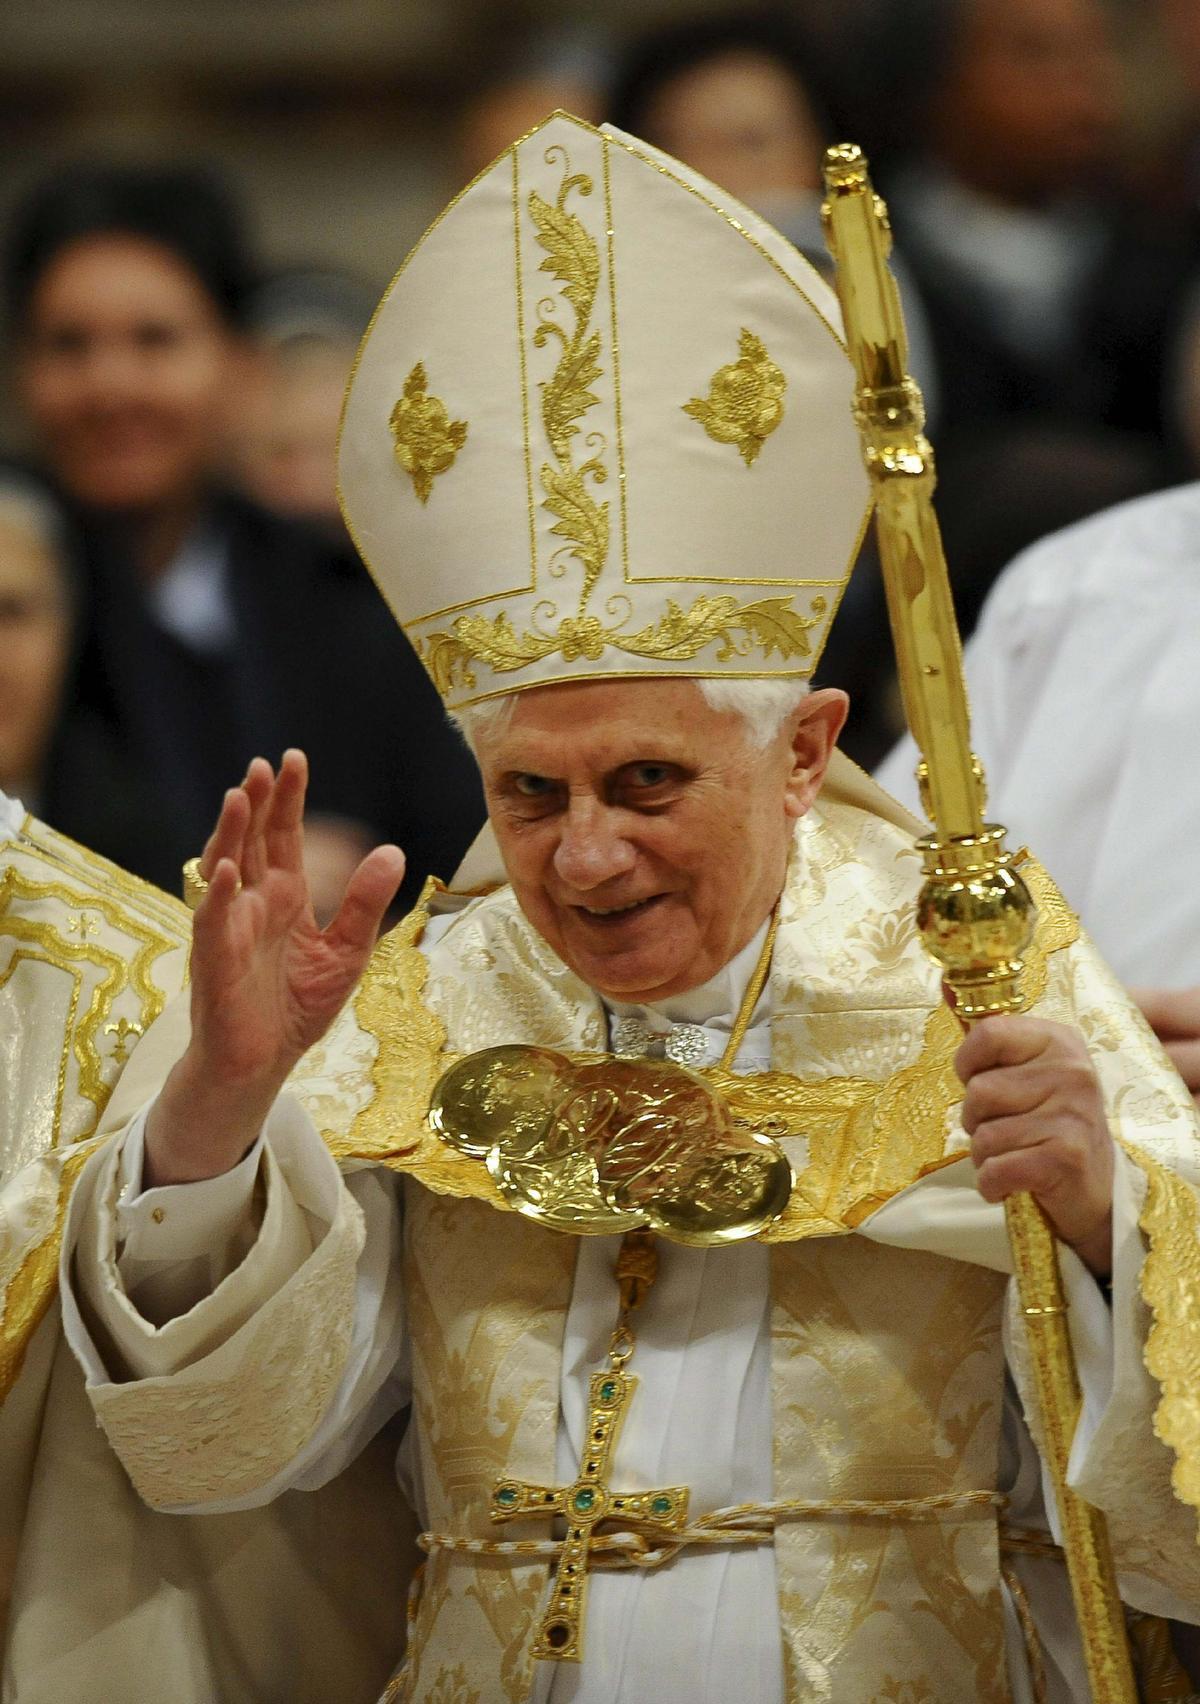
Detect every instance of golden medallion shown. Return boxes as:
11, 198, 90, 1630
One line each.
428, 1044, 568, 1160
487, 1073, 642, 1236
587, 1058, 793, 1245
427, 1044, 794, 1245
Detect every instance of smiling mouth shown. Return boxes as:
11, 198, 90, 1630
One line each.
572, 894, 667, 923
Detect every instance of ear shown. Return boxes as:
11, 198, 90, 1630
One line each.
782, 688, 848, 820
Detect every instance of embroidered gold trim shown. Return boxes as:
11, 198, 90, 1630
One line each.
421, 593, 828, 697
389, 362, 468, 504
0, 1137, 106, 1402
338, 854, 1079, 1240
1, 867, 183, 1133
529, 149, 610, 613
0, 823, 190, 1403
1126, 1137, 1200, 1522
684, 328, 786, 466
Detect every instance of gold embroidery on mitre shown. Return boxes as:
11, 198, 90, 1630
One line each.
421, 593, 827, 696
389, 362, 468, 504
529, 148, 610, 612
683, 328, 787, 466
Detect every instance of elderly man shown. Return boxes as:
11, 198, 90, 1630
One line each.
27, 114, 1200, 1703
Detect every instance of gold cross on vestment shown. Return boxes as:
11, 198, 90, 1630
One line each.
490, 1367, 690, 1663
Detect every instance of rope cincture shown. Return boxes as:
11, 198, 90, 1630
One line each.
420, 1487, 1007, 1571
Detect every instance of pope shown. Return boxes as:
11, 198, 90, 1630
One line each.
24, 113, 1200, 1703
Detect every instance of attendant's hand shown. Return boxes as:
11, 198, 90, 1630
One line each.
955, 1017, 1115, 1277
1129, 986, 1200, 1103
145, 751, 404, 1186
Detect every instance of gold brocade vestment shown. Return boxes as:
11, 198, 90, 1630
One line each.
396, 1195, 1010, 1702
14, 773, 1200, 1702
303, 769, 1199, 1703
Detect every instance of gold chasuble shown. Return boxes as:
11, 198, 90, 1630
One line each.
260, 764, 1197, 1703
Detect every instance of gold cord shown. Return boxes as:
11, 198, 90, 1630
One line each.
1002, 1566, 1049, 1704
422, 1487, 1005, 1566
615, 1227, 658, 1313
720, 906, 781, 1070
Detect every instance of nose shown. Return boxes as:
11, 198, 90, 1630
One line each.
77, 338, 143, 404
553, 797, 638, 892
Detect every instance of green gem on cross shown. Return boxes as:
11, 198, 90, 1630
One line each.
599, 1379, 618, 1403
495, 1486, 519, 1509
651, 1495, 673, 1517
573, 1487, 597, 1514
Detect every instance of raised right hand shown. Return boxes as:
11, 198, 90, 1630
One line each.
145, 751, 405, 1184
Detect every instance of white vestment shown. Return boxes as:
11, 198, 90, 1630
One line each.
59, 909, 1181, 1704
875, 483, 1200, 985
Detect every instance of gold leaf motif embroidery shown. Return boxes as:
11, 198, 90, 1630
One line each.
424, 1661, 481, 1704
683, 328, 787, 466
389, 362, 468, 504
420, 592, 827, 695
529, 155, 610, 611
1126, 1138, 1200, 1521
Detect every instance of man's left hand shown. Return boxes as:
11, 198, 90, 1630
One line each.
955, 1016, 1114, 1277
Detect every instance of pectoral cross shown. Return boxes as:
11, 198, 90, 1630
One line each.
489, 1366, 689, 1663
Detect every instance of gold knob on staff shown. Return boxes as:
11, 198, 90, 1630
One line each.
821, 142, 1137, 1703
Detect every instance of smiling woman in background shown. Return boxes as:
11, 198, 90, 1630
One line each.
3, 164, 483, 905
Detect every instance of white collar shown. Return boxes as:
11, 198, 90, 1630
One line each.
0, 788, 26, 838
605, 915, 771, 1033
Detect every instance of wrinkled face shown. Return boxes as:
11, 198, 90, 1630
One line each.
17, 234, 242, 514
641, 49, 824, 202
0, 516, 71, 789
476, 678, 846, 1003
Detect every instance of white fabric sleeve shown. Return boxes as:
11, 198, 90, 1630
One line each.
112, 1112, 266, 1324
63, 1090, 327, 1380
60, 1094, 410, 1515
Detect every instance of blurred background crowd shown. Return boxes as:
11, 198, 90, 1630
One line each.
2, 0, 1198, 909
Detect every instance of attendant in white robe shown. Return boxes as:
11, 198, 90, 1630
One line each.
876, 482, 1200, 1091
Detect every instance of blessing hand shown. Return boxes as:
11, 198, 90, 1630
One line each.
955, 1016, 1115, 1277
145, 751, 405, 1185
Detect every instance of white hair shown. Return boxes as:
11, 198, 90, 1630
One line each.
452, 677, 810, 755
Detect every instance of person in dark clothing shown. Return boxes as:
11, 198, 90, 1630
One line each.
852, 0, 1199, 455
4, 162, 483, 908
605, 13, 911, 769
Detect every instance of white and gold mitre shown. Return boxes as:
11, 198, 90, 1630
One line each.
338, 110, 871, 710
